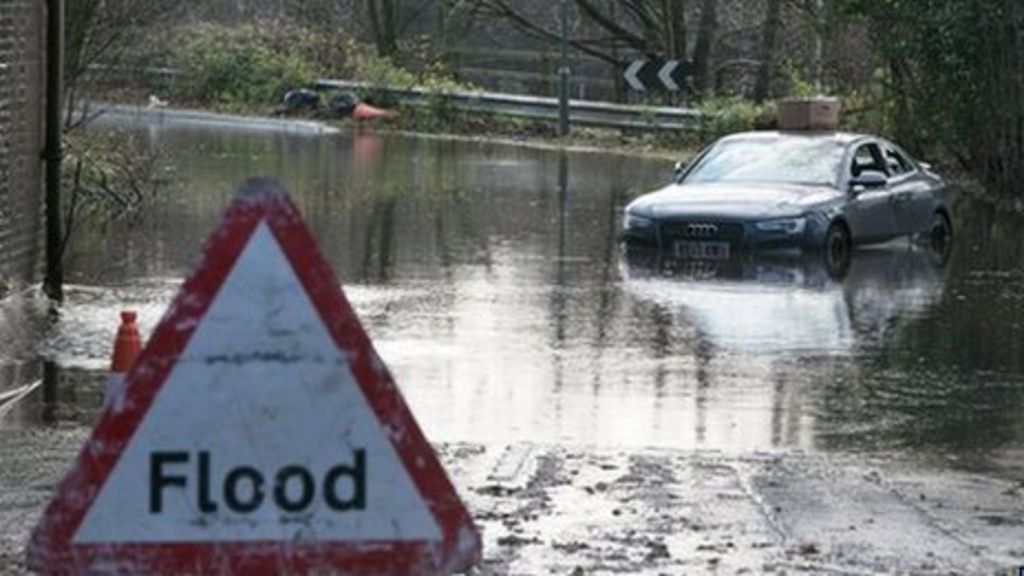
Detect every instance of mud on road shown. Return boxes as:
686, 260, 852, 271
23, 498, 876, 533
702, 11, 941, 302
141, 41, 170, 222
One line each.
2, 431, 1022, 574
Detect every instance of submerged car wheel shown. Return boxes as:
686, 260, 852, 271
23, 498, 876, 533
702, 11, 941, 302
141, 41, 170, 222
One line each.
929, 211, 953, 264
824, 221, 851, 279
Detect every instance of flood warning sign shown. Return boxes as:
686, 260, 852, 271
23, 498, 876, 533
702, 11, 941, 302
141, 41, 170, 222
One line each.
27, 178, 480, 575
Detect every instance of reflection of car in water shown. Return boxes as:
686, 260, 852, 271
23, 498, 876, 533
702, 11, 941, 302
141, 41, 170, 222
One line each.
622, 131, 954, 275
620, 246, 949, 354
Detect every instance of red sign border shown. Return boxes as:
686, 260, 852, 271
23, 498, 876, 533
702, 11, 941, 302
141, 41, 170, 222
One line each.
27, 179, 481, 575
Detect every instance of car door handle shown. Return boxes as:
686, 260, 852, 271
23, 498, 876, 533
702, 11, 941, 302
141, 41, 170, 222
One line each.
892, 192, 911, 203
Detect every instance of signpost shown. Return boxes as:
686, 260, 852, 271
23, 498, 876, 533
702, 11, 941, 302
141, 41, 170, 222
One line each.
27, 179, 481, 575
558, 0, 570, 136
623, 58, 692, 92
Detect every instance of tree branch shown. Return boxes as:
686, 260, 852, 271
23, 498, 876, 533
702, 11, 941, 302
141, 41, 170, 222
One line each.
477, 0, 622, 64
573, 0, 651, 53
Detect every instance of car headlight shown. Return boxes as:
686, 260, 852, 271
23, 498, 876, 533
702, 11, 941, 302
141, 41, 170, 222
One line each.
624, 212, 655, 230
755, 217, 806, 234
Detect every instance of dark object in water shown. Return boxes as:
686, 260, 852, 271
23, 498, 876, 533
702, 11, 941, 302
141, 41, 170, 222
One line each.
328, 92, 360, 116
329, 92, 395, 120
282, 89, 320, 111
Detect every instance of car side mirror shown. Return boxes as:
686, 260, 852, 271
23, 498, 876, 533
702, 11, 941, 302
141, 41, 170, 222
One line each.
849, 170, 888, 193
674, 160, 687, 180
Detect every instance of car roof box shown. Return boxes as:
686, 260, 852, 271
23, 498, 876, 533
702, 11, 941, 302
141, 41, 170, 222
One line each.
777, 97, 841, 131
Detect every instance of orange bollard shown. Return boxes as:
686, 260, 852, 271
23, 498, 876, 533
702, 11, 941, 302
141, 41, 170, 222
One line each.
110, 311, 142, 373
105, 310, 142, 411
352, 102, 396, 121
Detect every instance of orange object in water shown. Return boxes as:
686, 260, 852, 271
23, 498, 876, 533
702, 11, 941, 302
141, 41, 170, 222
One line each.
352, 102, 395, 121
110, 310, 142, 374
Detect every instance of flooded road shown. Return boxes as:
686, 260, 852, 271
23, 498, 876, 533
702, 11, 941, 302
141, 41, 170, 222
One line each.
3, 116, 1024, 466
2, 114, 1024, 572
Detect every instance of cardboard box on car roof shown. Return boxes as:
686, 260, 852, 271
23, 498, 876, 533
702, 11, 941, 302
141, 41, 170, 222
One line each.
777, 97, 841, 131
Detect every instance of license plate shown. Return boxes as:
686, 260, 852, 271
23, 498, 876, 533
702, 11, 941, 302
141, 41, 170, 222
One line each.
674, 240, 730, 260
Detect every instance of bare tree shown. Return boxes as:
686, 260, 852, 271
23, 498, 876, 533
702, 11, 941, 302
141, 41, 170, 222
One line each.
367, 0, 400, 58
58, 130, 167, 270
64, 0, 179, 128
42, 0, 174, 300
348, 0, 479, 62
691, 0, 717, 95
432, 0, 486, 62
753, 0, 782, 102
477, 0, 689, 65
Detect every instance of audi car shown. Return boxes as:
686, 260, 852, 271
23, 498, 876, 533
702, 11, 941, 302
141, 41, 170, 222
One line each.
621, 131, 953, 271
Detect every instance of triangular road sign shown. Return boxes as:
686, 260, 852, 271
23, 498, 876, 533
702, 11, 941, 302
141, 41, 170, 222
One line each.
27, 179, 481, 574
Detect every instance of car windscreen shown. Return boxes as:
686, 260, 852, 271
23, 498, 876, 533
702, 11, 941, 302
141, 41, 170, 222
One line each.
683, 138, 845, 187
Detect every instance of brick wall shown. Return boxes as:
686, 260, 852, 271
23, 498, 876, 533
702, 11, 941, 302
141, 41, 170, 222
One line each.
0, 0, 44, 296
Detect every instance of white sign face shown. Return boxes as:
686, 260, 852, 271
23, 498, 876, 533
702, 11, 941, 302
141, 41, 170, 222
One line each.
74, 223, 440, 543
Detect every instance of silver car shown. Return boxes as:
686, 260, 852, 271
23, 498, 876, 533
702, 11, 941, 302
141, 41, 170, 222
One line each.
622, 131, 954, 272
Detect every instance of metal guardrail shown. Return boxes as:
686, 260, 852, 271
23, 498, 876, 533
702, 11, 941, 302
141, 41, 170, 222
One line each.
85, 64, 704, 131
0, 379, 41, 420
314, 79, 703, 132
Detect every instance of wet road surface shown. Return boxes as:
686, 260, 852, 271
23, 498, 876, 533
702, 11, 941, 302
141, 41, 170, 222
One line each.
2, 114, 1024, 572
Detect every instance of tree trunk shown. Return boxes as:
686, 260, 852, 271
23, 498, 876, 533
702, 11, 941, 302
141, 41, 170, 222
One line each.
692, 0, 717, 96
434, 0, 447, 62
970, 0, 1024, 198
662, 0, 686, 61
367, 0, 399, 59
1005, 0, 1023, 197
608, 0, 625, 101
61, 0, 97, 128
753, 0, 782, 103
888, 56, 915, 147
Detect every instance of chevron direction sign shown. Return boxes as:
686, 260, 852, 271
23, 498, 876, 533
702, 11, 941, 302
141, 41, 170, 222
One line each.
623, 58, 692, 92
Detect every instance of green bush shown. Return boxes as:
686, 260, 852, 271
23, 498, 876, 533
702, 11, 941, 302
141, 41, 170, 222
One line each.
172, 22, 318, 108
840, 0, 1024, 196
698, 97, 777, 140
166, 23, 469, 113
341, 40, 417, 88
340, 39, 469, 101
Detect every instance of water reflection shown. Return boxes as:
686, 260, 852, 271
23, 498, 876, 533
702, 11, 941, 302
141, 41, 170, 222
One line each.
808, 205, 1024, 460
620, 246, 949, 355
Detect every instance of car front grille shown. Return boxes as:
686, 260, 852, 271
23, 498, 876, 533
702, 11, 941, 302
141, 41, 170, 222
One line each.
658, 221, 745, 244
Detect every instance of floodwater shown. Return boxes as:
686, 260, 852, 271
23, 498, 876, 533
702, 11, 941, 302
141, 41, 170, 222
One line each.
2, 116, 1024, 476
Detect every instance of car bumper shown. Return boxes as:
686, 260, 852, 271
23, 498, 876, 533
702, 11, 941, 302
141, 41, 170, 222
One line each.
621, 217, 829, 253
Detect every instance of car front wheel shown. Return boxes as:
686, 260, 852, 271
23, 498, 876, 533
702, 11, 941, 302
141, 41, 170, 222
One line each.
824, 221, 851, 279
